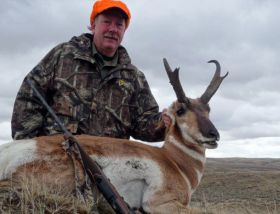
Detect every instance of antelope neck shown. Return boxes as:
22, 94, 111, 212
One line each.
164, 133, 205, 189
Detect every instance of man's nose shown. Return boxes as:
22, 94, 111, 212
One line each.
108, 23, 118, 32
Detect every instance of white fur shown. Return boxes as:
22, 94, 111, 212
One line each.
91, 155, 163, 211
169, 135, 206, 164
195, 169, 203, 186
0, 140, 37, 179
178, 123, 197, 145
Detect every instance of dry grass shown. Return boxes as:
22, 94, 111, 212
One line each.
191, 158, 280, 214
1, 158, 279, 214
0, 176, 97, 214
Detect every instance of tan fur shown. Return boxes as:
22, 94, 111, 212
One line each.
2, 99, 218, 214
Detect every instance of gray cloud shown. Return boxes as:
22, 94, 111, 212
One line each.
0, 0, 90, 53
0, 0, 279, 157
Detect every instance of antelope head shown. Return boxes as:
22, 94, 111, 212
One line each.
164, 58, 228, 149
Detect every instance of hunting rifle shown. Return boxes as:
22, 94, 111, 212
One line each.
26, 78, 135, 214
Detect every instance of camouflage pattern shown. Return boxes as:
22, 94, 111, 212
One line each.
12, 33, 165, 141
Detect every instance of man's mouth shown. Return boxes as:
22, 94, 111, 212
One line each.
104, 36, 118, 41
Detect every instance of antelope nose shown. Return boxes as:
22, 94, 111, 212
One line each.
209, 130, 220, 141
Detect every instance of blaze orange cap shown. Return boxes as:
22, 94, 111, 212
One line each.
90, 0, 131, 28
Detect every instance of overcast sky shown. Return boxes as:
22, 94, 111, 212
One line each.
0, 0, 280, 158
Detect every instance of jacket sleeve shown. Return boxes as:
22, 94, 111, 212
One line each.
11, 44, 62, 140
130, 70, 166, 142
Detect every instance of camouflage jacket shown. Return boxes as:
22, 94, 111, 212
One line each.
12, 33, 165, 141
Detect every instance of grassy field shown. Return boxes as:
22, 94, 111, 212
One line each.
1, 158, 279, 213
191, 158, 280, 214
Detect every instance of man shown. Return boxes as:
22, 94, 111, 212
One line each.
12, 0, 170, 141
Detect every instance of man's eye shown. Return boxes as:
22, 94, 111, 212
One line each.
176, 108, 186, 116
103, 20, 111, 24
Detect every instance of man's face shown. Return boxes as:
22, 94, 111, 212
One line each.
92, 9, 126, 57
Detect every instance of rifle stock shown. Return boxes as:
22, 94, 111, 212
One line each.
68, 136, 134, 214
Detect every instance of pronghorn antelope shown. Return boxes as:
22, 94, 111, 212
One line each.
0, 59, 227, 213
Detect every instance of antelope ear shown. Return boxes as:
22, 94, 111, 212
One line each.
156, 110, 175, 133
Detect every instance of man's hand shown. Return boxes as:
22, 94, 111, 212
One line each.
162, 109, 172, 128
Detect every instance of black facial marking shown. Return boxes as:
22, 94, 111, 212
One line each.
176, 107, 186, 116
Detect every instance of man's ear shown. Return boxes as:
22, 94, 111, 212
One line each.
90, 17, 98, 34
91, 23, 95, 34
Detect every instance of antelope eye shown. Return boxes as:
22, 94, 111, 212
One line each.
176, 107, 186, 116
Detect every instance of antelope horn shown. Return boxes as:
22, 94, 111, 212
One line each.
200, 60, 229, 104
163, 58, 189, 104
